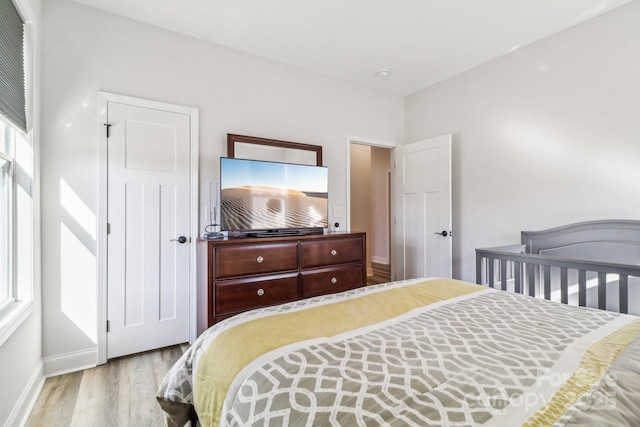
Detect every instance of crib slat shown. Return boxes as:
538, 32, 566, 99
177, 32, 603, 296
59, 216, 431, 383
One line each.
578, 270, 587, 307
514, 262, 522, 294
560, 268, 568, 305
500, 260, 507, 291
598, 272, 607, 310
488, 258, 495, 288
527, 264, 535, 297
619, 275, 629, 314
543, 266, 551, 300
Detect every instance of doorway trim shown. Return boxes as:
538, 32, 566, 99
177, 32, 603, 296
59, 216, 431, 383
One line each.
345, 135, 396, 277
97, 92, 199, 365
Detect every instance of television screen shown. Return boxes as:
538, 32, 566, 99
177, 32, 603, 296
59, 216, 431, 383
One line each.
220, 157, 328, 233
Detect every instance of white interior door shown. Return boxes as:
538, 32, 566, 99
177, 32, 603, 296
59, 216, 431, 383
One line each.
107, 101, 191, 359
394, 135, 452, 280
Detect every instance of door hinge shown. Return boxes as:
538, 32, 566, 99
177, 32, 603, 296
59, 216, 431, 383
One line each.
107, 223, 110, 234
106, 320, 110, 332
104, 123, 112, 138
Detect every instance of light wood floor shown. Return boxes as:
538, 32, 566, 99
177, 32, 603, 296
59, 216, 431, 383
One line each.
26, 344, 189, 427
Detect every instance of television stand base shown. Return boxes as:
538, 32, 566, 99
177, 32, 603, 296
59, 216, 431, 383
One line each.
247, 230, 306, 238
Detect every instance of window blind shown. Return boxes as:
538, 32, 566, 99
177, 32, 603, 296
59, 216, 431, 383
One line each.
0, 0, 26, 132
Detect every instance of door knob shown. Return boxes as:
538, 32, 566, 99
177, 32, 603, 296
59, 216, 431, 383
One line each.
434, 231, 448, 237
171, 236, 187, 244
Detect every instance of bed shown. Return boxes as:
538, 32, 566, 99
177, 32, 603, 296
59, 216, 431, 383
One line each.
157, 277, 640, 426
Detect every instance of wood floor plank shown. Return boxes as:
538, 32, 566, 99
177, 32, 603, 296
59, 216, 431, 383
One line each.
152, 345, 186, 387
26, 371, 83, 427
116, 349, 165, 426
26, 345, 186, 427
69, 360, 120, 426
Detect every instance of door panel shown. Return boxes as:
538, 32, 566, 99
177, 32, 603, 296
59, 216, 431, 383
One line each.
160, 185, 178, 321
107, 102, 191, 359
124, 183, 145, 327
395, 135, 452, 280
402, 191, 420, 278
124, 120, 178, 171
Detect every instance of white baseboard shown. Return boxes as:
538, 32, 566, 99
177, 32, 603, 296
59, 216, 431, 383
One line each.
43, 347, 97, 378
371, 256, 389, 265
7, 359, 44, 427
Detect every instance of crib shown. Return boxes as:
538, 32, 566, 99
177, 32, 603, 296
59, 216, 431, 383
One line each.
476, 220, 640, 315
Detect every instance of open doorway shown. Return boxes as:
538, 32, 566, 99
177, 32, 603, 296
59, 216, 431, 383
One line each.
348, 141, 393, 285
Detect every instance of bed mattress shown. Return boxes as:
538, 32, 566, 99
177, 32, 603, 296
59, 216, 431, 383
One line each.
157, 278, 640, 426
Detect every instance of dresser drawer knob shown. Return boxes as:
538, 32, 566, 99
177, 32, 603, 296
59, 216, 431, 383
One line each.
256, 256, 264, 263
331, 277, 337, 284
257, 288, 265, 296
331, 249, 337, 256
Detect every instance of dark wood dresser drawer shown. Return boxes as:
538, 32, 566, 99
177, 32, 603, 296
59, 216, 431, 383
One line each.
300, 237, 364, 269
200, 232, 366, 329
214, 242, 298, 279
300, 265, 364, 299
215, 274, 299, 315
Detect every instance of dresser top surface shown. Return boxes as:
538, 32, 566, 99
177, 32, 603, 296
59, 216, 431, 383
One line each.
200, 231, 365, 247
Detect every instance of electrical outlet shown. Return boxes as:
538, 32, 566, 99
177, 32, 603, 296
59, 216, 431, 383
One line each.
333, 206, 343, 218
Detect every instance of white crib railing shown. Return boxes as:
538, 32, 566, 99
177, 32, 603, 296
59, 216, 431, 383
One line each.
476, 245, 640, 315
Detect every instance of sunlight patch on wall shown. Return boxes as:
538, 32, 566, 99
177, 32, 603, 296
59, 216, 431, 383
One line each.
61, 222, 97, 343
60, 178, 96, 240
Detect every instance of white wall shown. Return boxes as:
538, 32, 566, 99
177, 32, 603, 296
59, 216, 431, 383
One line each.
40, 0, 403, 370
350, 144, 391, 272
370, 147, 391, 265
405, 1, 640, 282
0, 314, 42, 426
0, 0, 43, 424
350, 144, 372, 273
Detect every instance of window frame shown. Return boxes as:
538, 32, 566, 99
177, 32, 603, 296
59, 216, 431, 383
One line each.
0, 130, 15, 314
0, 117, 33, 346
0, 0, 36, 347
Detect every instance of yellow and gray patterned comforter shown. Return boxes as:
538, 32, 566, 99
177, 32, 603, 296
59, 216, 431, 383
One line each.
157, 278, 640, 426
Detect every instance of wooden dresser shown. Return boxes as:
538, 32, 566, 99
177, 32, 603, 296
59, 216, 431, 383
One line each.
199, 232, 366, 327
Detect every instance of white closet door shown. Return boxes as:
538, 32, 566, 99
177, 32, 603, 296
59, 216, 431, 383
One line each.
107, 101, 191, 359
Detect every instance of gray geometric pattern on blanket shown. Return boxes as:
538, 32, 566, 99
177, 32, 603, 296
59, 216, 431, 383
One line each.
226, 291, 618, 427
157, 283, 399, 407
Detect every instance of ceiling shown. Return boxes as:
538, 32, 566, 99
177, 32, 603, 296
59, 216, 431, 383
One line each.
70, 0, 633, 96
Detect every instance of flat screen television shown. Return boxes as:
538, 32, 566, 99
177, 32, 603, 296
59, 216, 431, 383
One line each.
220, 157, 328, 236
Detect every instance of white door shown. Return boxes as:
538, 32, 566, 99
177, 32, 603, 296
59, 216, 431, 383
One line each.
394, 135, 452, 280
107, 101, 191, 359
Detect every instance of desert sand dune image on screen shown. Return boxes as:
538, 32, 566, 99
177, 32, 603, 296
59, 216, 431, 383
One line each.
221, 186, 328, 230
